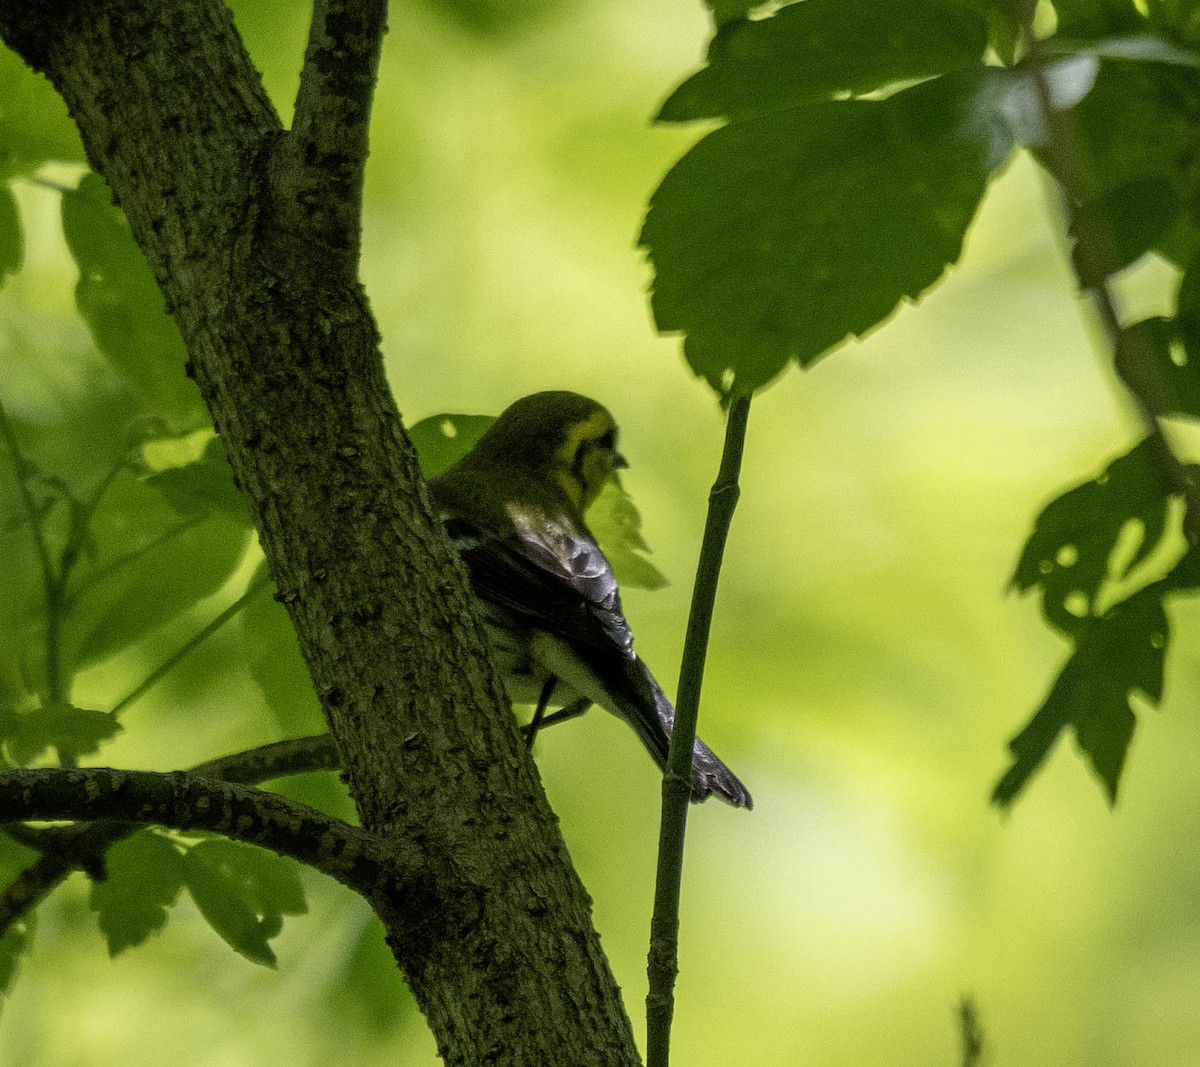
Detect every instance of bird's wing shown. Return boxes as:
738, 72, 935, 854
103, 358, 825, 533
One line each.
444, 512, 754, 809
443, 514, 634, 655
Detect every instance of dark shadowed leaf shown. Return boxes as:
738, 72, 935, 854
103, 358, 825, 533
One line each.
643, 72, 1010, 396
61, 174, 204, 428
408, 413, 495, 478
61, 467, 249, 673
1010, 439, 1177, 634
0, 45, 86, 177
240, 563, 325, 736
0, 834, 36, 994
1, 701, 121, 766
140, 431, 251, 523
1051, 0, 1147, 38
1113, 317, 1200, 419
993, 582, 1169, 807
1072, 179, 1182, 274
183, 838, 306, 968
89, 831, 186, 956
1066, 61, 1199, 205
1176, 251, 1200, 339
659, 0, 987, 122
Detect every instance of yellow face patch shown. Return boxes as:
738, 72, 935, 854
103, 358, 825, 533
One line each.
554, 409, 620, 512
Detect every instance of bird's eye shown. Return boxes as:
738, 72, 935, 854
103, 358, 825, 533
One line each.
597, 428, 617, 451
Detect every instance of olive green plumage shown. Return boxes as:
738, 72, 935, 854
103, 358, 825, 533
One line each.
430, 391, 751, 808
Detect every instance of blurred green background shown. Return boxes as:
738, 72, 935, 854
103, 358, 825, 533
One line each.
4, 0, 1200, 1063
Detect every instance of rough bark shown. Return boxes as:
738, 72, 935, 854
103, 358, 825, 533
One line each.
0, 1, 639, 1063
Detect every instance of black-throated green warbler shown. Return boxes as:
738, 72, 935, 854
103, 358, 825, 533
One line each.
429, 391, 752, 808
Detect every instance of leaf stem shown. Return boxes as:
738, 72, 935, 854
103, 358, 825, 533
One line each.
645, 393, 751, 1067
1013, 4, 1200, 543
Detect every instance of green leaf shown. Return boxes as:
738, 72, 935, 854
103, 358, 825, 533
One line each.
1051, 0, 1147, 38
1010, 439, 1178, 634
0, 45, 87, 178
0, 833, 37, 994
1072, 179, 1182, 274
140, 431, 250, 523
240, 562, 325, 736
1, 701, 121, 766
643, 72, 1009, 397
659, 0, 988, 123
407, 413, 495, 478
327, 906, 419, 1033
88, 831, 186, 956
1065, 61, 1199, 205
0, 185, 22, 286
183, 839, 307, 968
61, 466, 250, 673
61, 173, 203, 427
587, 475, 667, 591
992, 583, 1168, 808
1113, 317, 1200, 419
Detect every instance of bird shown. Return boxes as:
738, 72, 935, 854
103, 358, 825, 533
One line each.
428, 390, 752, 808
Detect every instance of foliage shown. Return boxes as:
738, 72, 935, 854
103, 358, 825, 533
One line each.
641, 0, 1200, 807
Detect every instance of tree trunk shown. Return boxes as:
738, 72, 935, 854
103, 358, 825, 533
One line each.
0, 1, 640, 1062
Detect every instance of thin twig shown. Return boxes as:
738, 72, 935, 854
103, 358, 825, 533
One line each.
0, 397, 65, 703
64, 515, 204, 604
958, 995, 986, 1067
109, 572, 269, 717
645, 394, 751, 1066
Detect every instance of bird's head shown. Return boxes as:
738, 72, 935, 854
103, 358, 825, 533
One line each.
455, 391, 628, 514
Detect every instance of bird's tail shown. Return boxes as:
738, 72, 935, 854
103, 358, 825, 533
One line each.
615, 658, 753, 809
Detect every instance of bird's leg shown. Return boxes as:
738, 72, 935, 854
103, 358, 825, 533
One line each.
525, 676, 559, 749
530, 696, 595, 734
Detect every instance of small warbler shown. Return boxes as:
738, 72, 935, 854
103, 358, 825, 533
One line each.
429, 391, 752, 808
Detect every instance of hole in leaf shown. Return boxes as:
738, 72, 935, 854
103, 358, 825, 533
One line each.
1055, 544, 1078, 567
1065, 591, 1090, 617
1150, 631, 1166, 649
439, 419, 457, 439
1170, 339, 1188, 367
720, 368, 736, 393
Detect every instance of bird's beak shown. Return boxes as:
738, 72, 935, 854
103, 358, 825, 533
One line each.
613, 451, 629, 470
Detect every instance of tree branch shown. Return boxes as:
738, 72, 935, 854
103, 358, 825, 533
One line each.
280, 0, 388, 268
0, 765, 410, 905
0, 733, 342, 936
190, 731, 342, 781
